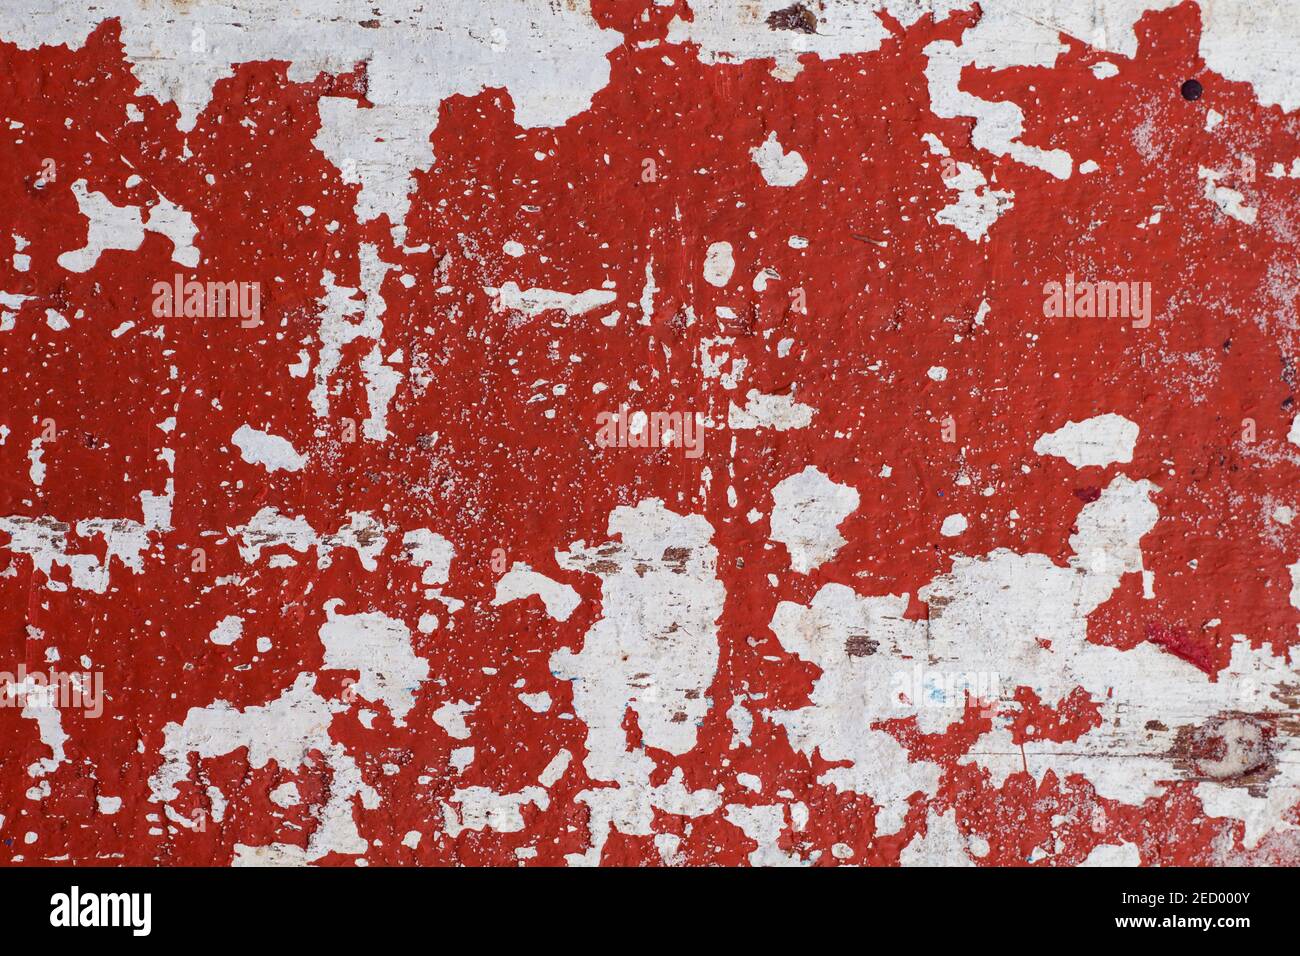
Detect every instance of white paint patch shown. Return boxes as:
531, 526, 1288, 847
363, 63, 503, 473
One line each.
554, 500, 721, 765
231, 425, 307, 473
749, 131, 807, 186
10, 675, 69, 778
432, 700, 475, 740
728, 389, 815, 430
0, 290, 31, 330
153, 674, 379, 863
1080, 842, 1141, 866
144, 195, 200, 267
664, 0, 955, 81
229, 507, 318, 564
402, 528, 455, 595
520, 691, 552, 713
330, 512, 389, 572
96, 795, 122, 815
724, 804, 806, 866
940, 513, 967, 537
308, 249, 403, 442
922, 134, 1013, 241
57, 180, 144, 273
770, 466, 859, 574
900, 809, 977, 866
487, 281, 617, 318
443, 786, 547, 835
924, 32, 1072, 180
898, 475, 1300, 821
551, 500, 724, 864
1198, 0, 1300, 113
640, 258, 657, 325
493, 562, 581, 621
703, 242, 735, 288
27, 437, 46, 487
269, 782, 301, 808
769, 584, 940, 834
1198, 167, 1257, 224
538, 748, 571, 787
1033, 413, 1139, 468
318, 600, 429, 726
0, 478, 174, 594
209, 615, 243, 646
451, 746, 474, 771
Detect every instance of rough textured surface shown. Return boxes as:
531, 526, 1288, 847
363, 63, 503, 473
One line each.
2, 0, 1300, 866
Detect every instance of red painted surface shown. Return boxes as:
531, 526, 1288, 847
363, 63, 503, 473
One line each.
0, 1, 1297, 865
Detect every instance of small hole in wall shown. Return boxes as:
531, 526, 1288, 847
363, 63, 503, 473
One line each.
1181, 78, 1203, 101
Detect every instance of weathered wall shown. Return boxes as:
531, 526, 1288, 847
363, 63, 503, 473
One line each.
1, 0, 1299, 866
